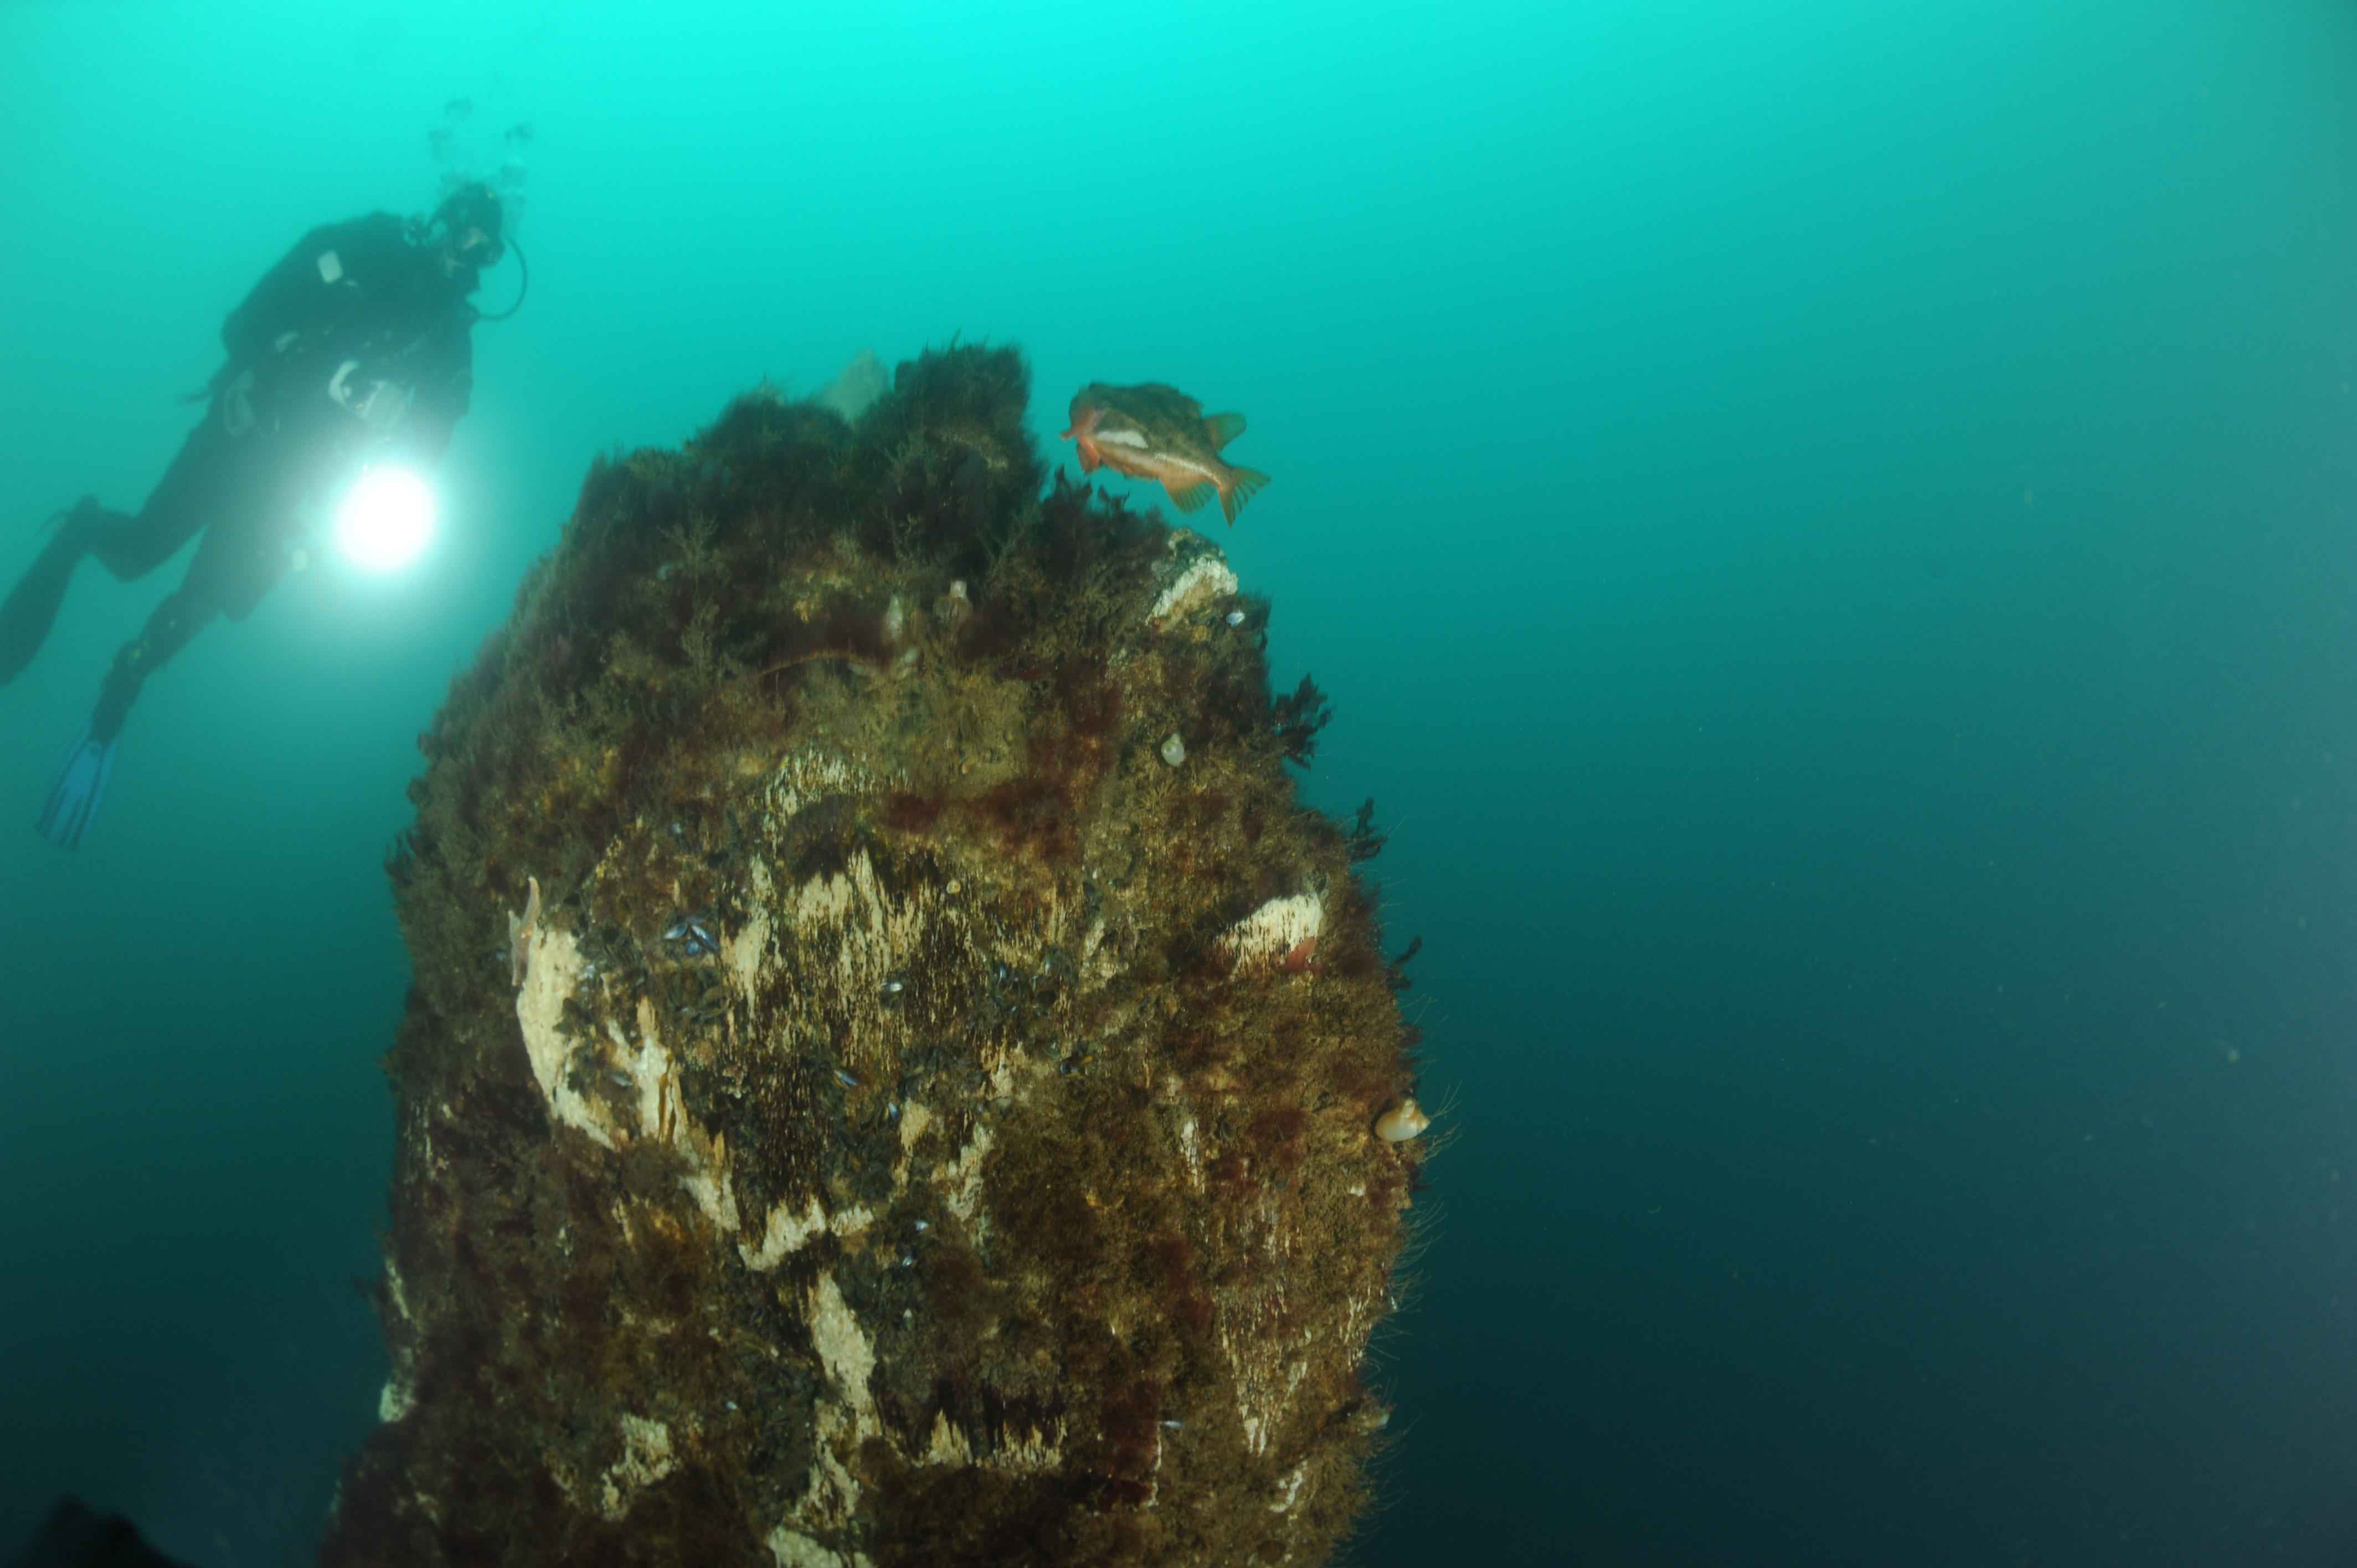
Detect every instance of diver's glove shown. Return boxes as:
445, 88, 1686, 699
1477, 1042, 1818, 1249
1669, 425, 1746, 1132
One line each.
35, 725, 116, 850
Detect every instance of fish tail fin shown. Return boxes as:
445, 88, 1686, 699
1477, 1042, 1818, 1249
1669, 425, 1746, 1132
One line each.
1219, 466, 1271, 525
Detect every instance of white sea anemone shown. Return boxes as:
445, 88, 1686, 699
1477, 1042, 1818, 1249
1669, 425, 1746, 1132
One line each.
1373, 1096, 1429, 1143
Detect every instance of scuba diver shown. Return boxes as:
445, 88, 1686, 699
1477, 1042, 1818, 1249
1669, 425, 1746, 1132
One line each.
0, 180, 520, 848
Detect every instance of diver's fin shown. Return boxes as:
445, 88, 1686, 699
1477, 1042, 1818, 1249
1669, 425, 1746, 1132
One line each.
36, 726, 116, 850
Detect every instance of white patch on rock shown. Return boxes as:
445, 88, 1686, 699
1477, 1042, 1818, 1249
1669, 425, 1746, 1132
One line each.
942, 1124, 995, 1228
921, 1408, 1064, 1472
515, 927, 615, 1148
743, 1195, 828, 1270
809, 1274, 877, 1423
768, 749, 881, 823
1147, 553, 1239, 629
897, 1100, 935, 1156
518, 937, 745, 1234
793, 870, 856, 924
377, 1371, 415, 1423
765, 1528, 874, 1568
727, 859, 774, 1002
1216, 1192, 1320, 1458
1221, 893, 1324, 968
679, 1151, 742, 1236
742, 1195, 875, 1271
597, 1414, 677, 1520
787, 844, 937, 998
800, 1273, 882, 1530
632, 1008, 674, 1139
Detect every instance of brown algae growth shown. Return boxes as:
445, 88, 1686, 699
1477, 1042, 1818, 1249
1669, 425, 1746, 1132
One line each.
322, 344, 1429, 1567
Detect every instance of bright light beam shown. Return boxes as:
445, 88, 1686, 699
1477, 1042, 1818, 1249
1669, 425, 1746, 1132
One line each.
334, 465, 438, 573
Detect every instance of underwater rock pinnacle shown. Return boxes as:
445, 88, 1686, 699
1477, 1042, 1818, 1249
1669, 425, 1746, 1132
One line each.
322, 344, 1425, 1566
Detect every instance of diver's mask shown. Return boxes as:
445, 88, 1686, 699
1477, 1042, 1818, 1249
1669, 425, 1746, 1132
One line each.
423, 181, 507, 272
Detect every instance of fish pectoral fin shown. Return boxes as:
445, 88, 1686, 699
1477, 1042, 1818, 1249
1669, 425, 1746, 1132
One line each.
1219, 466, 1271, 526
1075, 443, 1101, 473
1165, 478, 1217, 513
1204, 411, 1247, 450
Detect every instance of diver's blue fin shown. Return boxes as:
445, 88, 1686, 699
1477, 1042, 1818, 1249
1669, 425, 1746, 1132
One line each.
36, 726, 115, 849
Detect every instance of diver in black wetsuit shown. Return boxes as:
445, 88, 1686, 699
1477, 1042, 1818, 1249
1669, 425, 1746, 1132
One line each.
0, 181, 513, 848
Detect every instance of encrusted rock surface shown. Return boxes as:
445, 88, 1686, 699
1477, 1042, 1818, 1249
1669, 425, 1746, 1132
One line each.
321, 344, 1424, 1566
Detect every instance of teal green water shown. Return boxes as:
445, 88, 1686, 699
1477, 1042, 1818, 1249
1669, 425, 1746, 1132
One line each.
4, 2, 2356, 1562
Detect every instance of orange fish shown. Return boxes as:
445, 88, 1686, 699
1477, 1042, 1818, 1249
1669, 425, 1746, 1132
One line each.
1061, 382, 1271, 525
